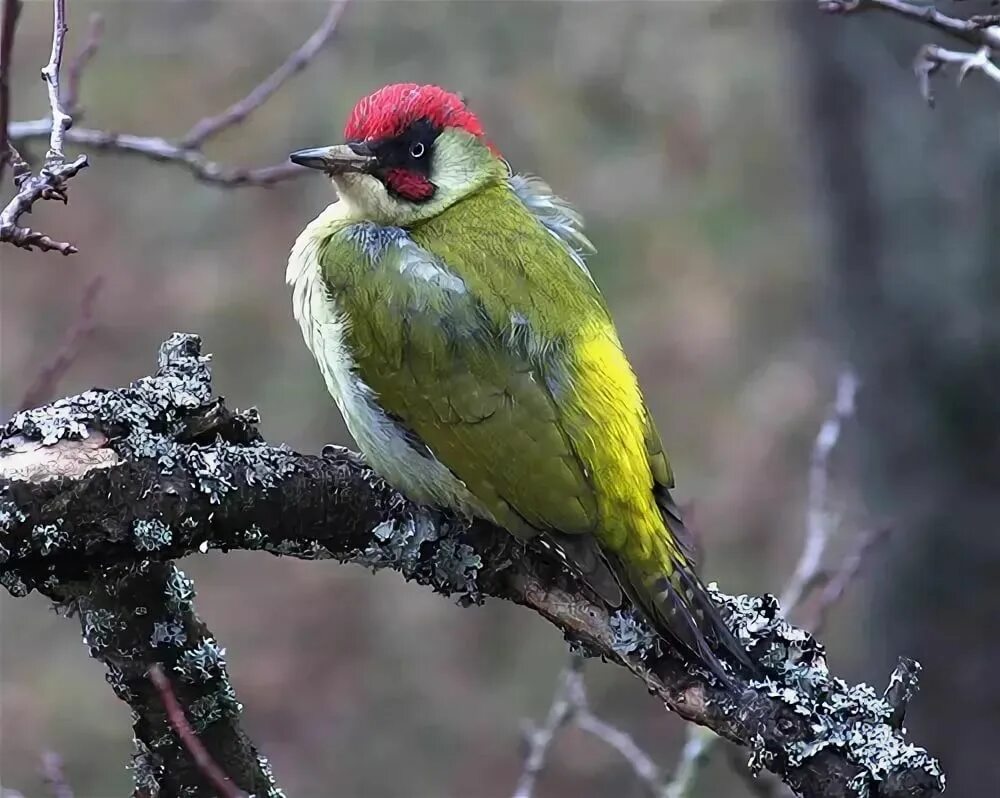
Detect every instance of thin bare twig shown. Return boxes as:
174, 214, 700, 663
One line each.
7, 121, 301, 186
3, 0, 348, 256
40, 0, 70, 163
803, 525, 892, 633
180, 0, 349, 148
40, 751, 74, 798
914, 43, 1000, 106
820, 0, 1000, 102
7, 0, 349, 191
513, 659, 580, 798
662, 728, 713, 798
0, 152, 87, 253
61, 12, 103, 117
514, 656, 663, 798
570, 671, 662, 791
18, 274, 103, 410
147, 664, 246, 798
0, 0, 87, 254
0, 0, 21, 184
781, 370, 859, 611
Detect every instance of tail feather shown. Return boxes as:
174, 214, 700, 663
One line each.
657, 566, 756, 680
611, 540, 757, 684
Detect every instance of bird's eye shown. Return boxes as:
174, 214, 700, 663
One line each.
409, 142, 426, 159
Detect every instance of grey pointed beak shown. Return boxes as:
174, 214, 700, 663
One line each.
289, 141, 377, 174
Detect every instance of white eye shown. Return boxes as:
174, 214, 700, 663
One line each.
409, 142, 426, 159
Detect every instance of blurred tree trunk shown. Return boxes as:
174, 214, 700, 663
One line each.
791, 6, 1000, 797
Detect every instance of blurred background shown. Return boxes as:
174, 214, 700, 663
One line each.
1, 1, 998, 796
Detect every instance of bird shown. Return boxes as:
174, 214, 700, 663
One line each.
286, 83, 753, 683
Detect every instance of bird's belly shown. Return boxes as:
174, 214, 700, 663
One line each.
290, 264, 483, 518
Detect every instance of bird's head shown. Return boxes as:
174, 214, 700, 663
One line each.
290, 83, 507, 226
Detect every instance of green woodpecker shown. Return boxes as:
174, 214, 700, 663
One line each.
287, 83, 752, 682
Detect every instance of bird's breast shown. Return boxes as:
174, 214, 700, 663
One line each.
287, 211, 484, 517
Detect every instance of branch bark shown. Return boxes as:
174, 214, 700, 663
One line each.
0, 334, 944, 798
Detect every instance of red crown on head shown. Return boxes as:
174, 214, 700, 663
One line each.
344, 83, 486, 142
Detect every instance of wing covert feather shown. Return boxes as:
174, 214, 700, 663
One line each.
320, 212, 601, 537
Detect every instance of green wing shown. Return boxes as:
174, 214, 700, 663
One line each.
319, 187, 606, 540
320, 182, 685, 573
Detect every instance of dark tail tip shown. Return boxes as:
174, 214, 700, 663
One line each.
651, 569, 759, 687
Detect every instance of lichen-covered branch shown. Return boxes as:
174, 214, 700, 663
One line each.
45, 563, 278, 797
0, 334, 944, 798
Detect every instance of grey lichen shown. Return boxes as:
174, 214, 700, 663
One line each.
268, 538, 333, 559
175, 637, 227, 684
164, 568, 196, 617
715, 590, 945, 793
105, 664, 133, 702
240, 524, 266, 550
82, 607, 118, 653
609, 609, 660, 659
0, 569, 28, 597
353, 513, 482, 604
150, 620, 187, 648
130, 737, 163, 795
134, 518, 173, 551
361, 516, 440, 574
1, 333, 299, 516
31, 520, 68, 555
254, 753, 288, 798
433, 536, 482, 604
0, 496, 26, 531
186, 681, 242, 733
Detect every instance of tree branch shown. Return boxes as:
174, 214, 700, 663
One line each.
6, 122, 300, 187
39, 0, 70, 164
0, 0, 87, 255
179, 0, 349, 148
43, 560, 281, 797
0, 334, 945, 798
780, 370, 859, 612
6, 0, 350, 190
40, 752, 73, 798
2, 0, 346, 259
820, 0, 1000, 102
17, 273, 104, 412
60, 12, 103, 118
